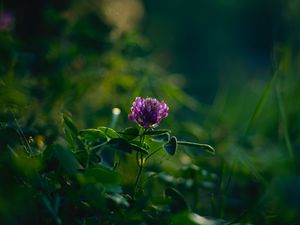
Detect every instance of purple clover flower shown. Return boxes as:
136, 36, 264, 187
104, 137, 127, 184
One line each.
0, 12, 14, 31
128, 97, 169, 129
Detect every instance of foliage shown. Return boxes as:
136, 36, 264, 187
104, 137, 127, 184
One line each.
0, 109, 216, 225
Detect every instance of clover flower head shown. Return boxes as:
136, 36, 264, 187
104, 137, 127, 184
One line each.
0, 12, 14, 31
128, 97, 169, 128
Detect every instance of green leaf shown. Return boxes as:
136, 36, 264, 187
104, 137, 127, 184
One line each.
171, 212, 220, 225
57, 147, 80, 175
164, 136, 177, 155
151, 133, 170, 143
165, 187, 189, 213
130, 143, 149, 155
79, 166, 121, 184
98, 126, 120, 139
13, 152, 42, 177
158, 173, 176, 183
177, 141, 215, 155
63, 127, 76, 149
106, 193, 129, 207
50, 144, 80, 175
63, 114, 78, 135
105, 138, 132, 154
144, 129, 171, 135
119, 127, 140, 140
75, 150, 88, 166
79, 129, 107, 143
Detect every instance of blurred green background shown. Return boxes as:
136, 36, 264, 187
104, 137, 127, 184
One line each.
1, 0, 300, 224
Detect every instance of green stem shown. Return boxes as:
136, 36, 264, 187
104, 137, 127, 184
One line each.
133, 128, 147, 197
133, 156, 143, 197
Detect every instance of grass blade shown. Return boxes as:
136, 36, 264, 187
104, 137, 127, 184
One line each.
246, 71, 278, 133
276, 86, 296, 173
